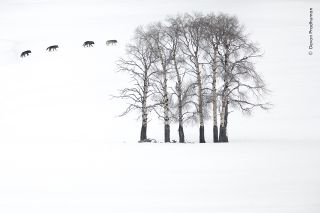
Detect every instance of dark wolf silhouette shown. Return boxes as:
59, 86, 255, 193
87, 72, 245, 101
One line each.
46, 45, 59, 51
106, 40, 117, 45
83, 41, 94, 47
20, 50, 31, 57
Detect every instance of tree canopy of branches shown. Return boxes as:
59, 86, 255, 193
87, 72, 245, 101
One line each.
115, 27, 157, 141
115, 12, 270, 143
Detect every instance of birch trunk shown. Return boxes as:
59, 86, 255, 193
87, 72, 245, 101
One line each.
212, 49, 219, 143
178, 98, 184, 142
212, 84, 218, 142
224, 101, 229, 142
219, 92, 228, 142
140, 106, 148, 141
196, 60, 205, 143
140, 71, 149, 141
219, 49, 229, 142
163, 68, 170, 142
173, 58, 185, 143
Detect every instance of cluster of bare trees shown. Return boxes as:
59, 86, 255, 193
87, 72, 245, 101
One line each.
116, 12, 270, 143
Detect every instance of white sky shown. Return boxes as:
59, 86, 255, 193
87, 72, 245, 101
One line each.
0, 0, 319, 143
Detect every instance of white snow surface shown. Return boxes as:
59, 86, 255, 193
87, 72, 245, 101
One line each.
1, 141, 320, 213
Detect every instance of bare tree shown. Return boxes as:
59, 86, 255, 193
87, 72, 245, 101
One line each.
175, 13, 209, 143
202, 13, 221, 142
115, 27, 157, 141
164, 17, 195, 143
217, 14, 243, 142
216, 14, 269, 142
147, 23, 173, 142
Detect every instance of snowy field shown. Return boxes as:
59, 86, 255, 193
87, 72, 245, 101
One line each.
1, 141, 320, 213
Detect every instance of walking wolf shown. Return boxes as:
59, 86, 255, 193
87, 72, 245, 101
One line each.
20, 50, 31, 57
46, 45, 59, 51
106, 40, 117, 45
83, 41, 94, 47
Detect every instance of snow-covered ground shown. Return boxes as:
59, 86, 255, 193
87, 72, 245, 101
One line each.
1, 141, 320, 213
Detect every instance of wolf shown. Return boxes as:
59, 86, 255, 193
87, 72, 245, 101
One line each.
106, 40, 117, 45
20, 50, 31, 57
83, 41, 94, 47
46, 45, 59, 51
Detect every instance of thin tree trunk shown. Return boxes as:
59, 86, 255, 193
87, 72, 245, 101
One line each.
162, 57, 170, 142
140, 123, 147, 141
199, 125, 205, 143
218, 95, 227, 142
164, 90, 170, 142
163, 80, 170, 142
140, 105, 148, 141
213, 125, 218, 142
164, 123, 170, 142
219, 87, 229, 142
178, 102, 185, 143
219, 49, 229, 142
174, 57, 185, 143
196, 60, 205, 143
219, 82, 228, 141
212, 49, 219, 143
140, 69, 149, 141
140, 107, 148, 141
218, 125, 227, 142
178, 124, 185, 143
178, 103, 185, 143
164, 73, 170, 144
224, 101, 229, 142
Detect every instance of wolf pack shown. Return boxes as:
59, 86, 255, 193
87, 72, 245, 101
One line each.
20, 40, 118, 58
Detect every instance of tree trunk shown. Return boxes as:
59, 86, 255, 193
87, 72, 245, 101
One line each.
164, 124, 170, 142
212, 93, 219, 142
140, 77, 148, 141
174, 55, 185, 143
212, 49, 219, 143
219, 48, 229, 143
218, 125, 228, 142
224, 101, 229, 142
199, 125, 205, 143
163, 86, 170, 142
178, 124, 185, 143
219, 99, 228, 142
163, 94, 170, 142
140, 123, 147, 141
213, 125, 219, 142
196, 60, 206, 143
212, 75, 218, 142
160, 50, 171, 143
